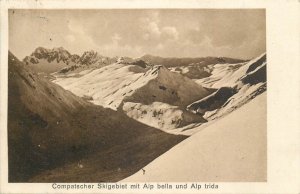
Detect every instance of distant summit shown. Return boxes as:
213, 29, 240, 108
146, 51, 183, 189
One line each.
79, 50, 103, 66
23, 47, 117, 73
24, 47, 79, 65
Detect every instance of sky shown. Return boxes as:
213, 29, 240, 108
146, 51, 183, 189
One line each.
9, 9, 266, 60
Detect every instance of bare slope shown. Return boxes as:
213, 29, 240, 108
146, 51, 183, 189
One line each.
123, 92, 267, 182
8, 51, 185, 182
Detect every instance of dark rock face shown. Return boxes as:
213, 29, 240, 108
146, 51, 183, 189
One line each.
242, 63, 266, 85
130, 60, 148, 68
187, 87, 237, 115
24, 47, 78, 65
246, 54, 266, 74
79, 50, 101, 66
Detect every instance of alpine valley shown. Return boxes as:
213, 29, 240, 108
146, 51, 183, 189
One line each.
8, 47, 267, 182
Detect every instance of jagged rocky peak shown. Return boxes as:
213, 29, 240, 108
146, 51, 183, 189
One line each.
81, 50, 100, 59
34, 46, 71, 59
34, 46, 49, 54
80, 50, 99, 65
23, 47, 114, 70
79, 50, 113, 66
23, 46, 76, 65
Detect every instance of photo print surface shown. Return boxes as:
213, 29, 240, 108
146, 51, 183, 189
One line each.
8, 9, 266, 182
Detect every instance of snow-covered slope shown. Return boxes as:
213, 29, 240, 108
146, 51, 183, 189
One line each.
53, 53, 266, 134
196, 53, 266, 88
189, 53, 266, 121
122, 92, 267, 182
54, 63, 212, 109
169, 65, 211, 79
53, 63, 211, 132
123, 65, 210, 107
53, 63, 149, 109
123, 102, 206, 130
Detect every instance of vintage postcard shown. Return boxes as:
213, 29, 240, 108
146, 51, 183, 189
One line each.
0, 0, 299, 193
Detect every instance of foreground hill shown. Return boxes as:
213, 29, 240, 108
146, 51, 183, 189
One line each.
8, 51, 185, 182
123, 92, 266, 182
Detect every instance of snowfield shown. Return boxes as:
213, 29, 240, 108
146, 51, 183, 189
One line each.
54, 63, 147, 110
53, 62, 211, 132
122, 92, 267, 182
196, 53, 266, 88
53, 53, 266, 135
123, 101, 205, 131
191, 53, 266, 121
15, 46, 268, 182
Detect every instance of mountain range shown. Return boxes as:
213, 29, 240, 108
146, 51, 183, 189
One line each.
23, 47, 118, 73
52, 48, 266, 134
8, 46, 267, 182
139, 54, 247, 67
22, 47, 246, 75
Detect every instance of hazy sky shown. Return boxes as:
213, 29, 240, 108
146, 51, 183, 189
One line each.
9, 9, 265, 60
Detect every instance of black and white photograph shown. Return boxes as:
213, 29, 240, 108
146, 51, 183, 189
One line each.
7, 9, 267, 183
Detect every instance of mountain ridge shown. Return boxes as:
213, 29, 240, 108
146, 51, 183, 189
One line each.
8, 51, 186, 182
53, 62, 212, 131
23, 47, 118, 73
22, 47, 248, 74
138, 54, 247, 67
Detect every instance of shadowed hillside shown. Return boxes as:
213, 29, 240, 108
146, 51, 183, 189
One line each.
8, 51, 185, 182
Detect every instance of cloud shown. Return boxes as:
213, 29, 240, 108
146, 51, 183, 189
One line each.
63, 19, 101, 54
139, 12, 179, 42
148, 22, 161, 36
162, 26, 179, 40
140, 14, 161, 40
9, 9, 266, 59
101, 41, 143, 57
